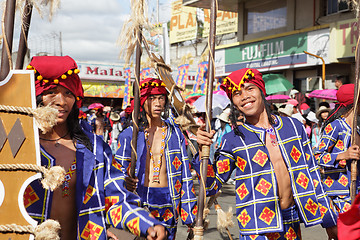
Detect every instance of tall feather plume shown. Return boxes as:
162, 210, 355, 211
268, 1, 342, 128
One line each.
117, 0, 151, 64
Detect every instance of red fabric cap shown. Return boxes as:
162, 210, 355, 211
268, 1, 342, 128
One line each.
139, 78, 167, 106
29, 56, 84, 108
338, 193, 360, 240
220, 68, 266, 99
337, 84, 354, 106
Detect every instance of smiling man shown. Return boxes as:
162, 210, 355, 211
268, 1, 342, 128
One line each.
115, 78, 197, 239
195, 68, 338, 240
24, 56, 167, 240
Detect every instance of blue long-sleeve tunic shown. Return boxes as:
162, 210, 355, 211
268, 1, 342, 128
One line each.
194, 115, 337, 236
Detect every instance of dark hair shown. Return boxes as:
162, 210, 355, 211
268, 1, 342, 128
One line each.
321, 103, 353, 133
336, 75, 349, 84
36, 95, 93, 151
139, 95, 170, 130
229, 90, 275, 137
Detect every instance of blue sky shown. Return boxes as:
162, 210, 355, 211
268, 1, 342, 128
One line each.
12, 0, 172, 63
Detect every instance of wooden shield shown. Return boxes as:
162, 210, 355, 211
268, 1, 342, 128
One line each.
152, 54, 199, 135
0, 70, 41, 240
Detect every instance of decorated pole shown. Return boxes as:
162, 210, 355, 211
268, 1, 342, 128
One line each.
16, 0, 33, 69
350, 3, 360, 202
194, 0, 217, 238
129, 0, 143, 179
0, 0, 16, 80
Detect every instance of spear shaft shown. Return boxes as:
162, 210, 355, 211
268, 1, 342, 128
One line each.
195, 0, 217, 238
16, 0, 33, 70
350, 12, 360, 202
130, 6, 143, 179
0, 0, 16, 80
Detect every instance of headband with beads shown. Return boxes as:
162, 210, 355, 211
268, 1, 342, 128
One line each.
27, 64, 80, 85
223, 68, 255, 92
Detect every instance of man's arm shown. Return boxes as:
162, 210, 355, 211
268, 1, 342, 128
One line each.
178, 133, 197, 225
103, 133, 166, 238
194, 126, 236, 196
300, 125, 338, 230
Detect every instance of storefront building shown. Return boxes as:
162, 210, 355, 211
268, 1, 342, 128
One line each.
184, 0, 356, 94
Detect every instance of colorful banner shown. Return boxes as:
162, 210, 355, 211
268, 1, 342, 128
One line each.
140, 67, 151, 81
169, 0, 197, 44
176, 64, 189, 89
82, 82, 125, 98
192, 61, 208, 94
214, 77, 222, 91
122, 67, 131, 109
203, 9, 238, 38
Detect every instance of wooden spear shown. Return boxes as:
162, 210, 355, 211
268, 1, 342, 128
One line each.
350, 6, 360, 202
129, 24, 143, 179
0, 0, 16, 80
194, 0, 217, 238
15, 0, 33, 70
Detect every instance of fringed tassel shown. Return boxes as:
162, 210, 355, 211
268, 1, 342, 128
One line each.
215, 204, 234, 233
41, 166, 66, 191
34, 219, 61, 240
33, 105, 58, 134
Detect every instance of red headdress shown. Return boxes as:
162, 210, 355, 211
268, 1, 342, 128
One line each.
139, 78, 167, 106
28, 55, 84, 108
220, 68, 266, 99
337, 84, 354, 106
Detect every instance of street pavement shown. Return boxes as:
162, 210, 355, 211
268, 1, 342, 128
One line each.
176, 182, 328, 240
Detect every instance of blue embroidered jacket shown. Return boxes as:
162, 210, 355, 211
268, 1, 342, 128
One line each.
25, 132, 161, 240
314, 118, 360, 197
114, 119, 197, 227
194, 115, 337, 235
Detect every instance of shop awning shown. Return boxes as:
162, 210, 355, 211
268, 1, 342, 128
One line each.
82, 82, 126, 98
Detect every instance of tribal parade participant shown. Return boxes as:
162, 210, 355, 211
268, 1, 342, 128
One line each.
314, 84, 360, 213
24, 56, 167, 240
195, 68, 338, 239
115, 78, 197, 239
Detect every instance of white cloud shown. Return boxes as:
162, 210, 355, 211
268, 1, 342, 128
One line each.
14, 0, 130, 63
9, 0, 172, 64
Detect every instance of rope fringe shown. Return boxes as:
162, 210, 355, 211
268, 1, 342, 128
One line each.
0, 164, 65, 191
0, 104, 58, 134
0, 219, 60, 240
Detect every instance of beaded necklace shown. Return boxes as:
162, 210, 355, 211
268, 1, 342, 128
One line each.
144, 121, 166, 183
265, 127, 278, 147
62, 157, 76, 197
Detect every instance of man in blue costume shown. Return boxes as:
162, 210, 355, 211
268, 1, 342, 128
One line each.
195, 68, 338, 239
24, 56, 167, 240
115, 78, 197, 239
314, 83, 360, 213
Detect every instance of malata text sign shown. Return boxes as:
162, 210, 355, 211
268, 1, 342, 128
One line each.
77, 62, 126, 81
169, 0, 197, 44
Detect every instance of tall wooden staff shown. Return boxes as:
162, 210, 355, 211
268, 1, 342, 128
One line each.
194, 0, 217, 239
16, 0, 33, 69
350, 3, 360, 202
0, 0, 16, 80
129, 1, 143, 179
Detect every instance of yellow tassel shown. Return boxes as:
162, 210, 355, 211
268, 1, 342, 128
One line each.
74, 69, 80, 74
53, 79, 59, 84
67, 70, 73, 75
76, 97, 80, 101
61, 74, 67, 79
228, 87, 232, 90
43, 79, 49, 83
251, 73, 255, 77
26, 65, 32, 69
34, 70, 37, 74
244, 75, 248, 79
37, 75, 43, 81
